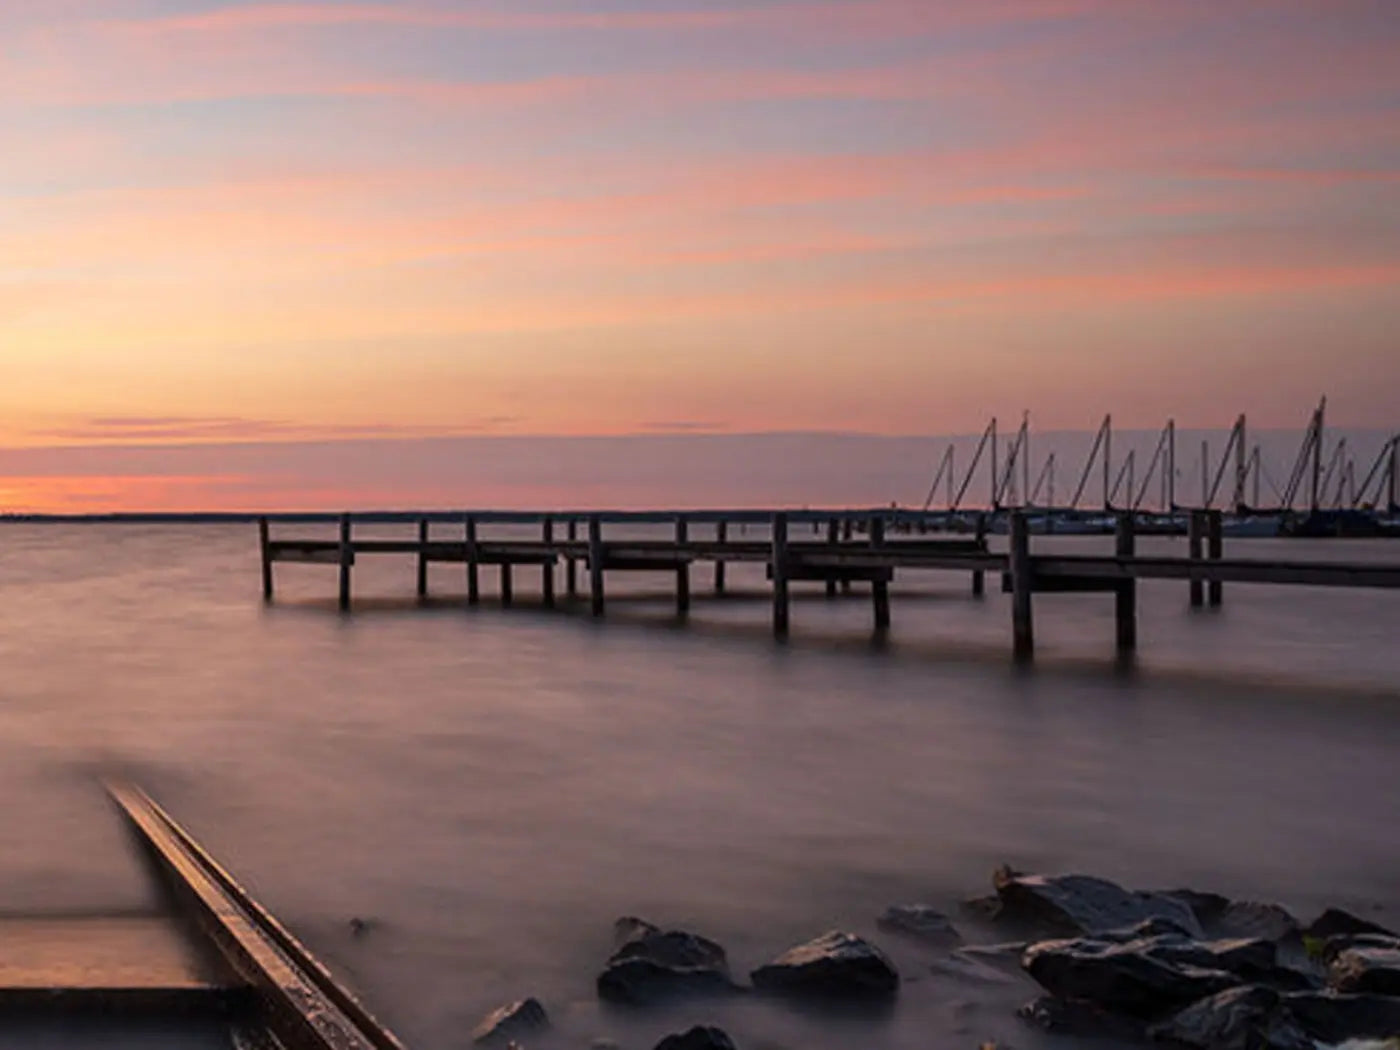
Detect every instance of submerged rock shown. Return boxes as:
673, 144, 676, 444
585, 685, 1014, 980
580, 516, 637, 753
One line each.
1330, 943, 1400, 995
751, 931, 899, 999
1284, 990, 1400, 1042
1017, 994, 1145, 1039
992, 867, 1203, 939
942, 943, 1028, 981
597, 918, 737, 1005
877, 904, 962, 947
472, 998, 549, 1045
1147, 986, 1312, 1050
1022, 936, 1240, 1017
653, 1026, 736, 1050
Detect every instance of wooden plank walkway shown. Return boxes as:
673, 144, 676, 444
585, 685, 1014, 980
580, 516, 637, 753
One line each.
258, 510, 1400, 662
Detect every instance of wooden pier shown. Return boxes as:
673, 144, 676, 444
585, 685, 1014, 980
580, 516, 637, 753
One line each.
258, 510, 1400, 661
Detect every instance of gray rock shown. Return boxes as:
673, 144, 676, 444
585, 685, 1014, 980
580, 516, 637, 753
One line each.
472, 998, 549, 1045
993, 867, 1204, 939
597, 918, 737, 1005
1022, 936, 1241, 1017
653, 1026, 736, 1050
1147, 986, 1312, 1050
877, 904, 962, 947
1284, 990, 1400, 1042
1017, 995, 1145, 1039
1303, 908, 1397, 942
751, 931, 899, 999
1330, 944, 1400, 995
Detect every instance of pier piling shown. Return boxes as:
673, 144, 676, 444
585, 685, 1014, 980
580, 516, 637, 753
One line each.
826, 518, 840, 598
566, 519, 578, 597
772, 513, 790, 637
1009, 511, 1033, 660
500, 562, 513, 607
714, 520, 727, 594
870, 516, 890, 631
972, 513, 988, 597
840, 518, 854, 593
541, 517, 555, 608
338, 513, 352, 612
258, 517, 273, 601
675, 516, 690, 615
589, 515, 605, 617
1115, 512, 1137, 652
1208, 510, 1224, 607
465, 515, 480, 605
1188, 510, 1205, 607
416, 518, 429, 598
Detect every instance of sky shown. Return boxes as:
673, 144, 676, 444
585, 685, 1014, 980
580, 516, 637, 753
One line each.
2, 0, 1398, 510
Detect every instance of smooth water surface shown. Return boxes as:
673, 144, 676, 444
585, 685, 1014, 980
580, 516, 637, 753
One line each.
0, 523, 1397, 1049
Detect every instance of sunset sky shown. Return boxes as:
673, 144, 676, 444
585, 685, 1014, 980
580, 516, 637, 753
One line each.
3, 0, 1398, 510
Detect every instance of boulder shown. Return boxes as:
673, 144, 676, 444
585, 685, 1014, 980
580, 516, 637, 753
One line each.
877, 904, 962, 947
1163, 892, 1301, 943
992, 868, 1203, 939
751, 931, 899, 999
1147, 986, 1312, 1050
1022, 936, 1240, 1017
1330, 944, 1400, 995
1303, 908, 1397, 942
1017, 995, 1145, 1039
653, 1026, 737, 1050
472, 998, 549, 1045
1285, 990, 1400, 1042
1322, 933, 1400, 964
597, 918, 737, 1005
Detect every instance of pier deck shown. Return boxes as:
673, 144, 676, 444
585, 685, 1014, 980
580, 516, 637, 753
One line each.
259, 510, 1400, 662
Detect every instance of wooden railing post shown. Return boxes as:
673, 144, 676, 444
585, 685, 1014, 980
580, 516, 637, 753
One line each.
870, 515, 890, 631
338, 513, 352, 612
714, 520, 728, 594
258, 516, 274, 601
1208, 510, 1224, 607
675, 515, 690, 615
465, 514, 480, 606
416, 518, 429, 599
1115, 511, 1137, 652
1188, 510, 1205, 607
588, 515, 605, 616
1009, 511, 1033, 660
771, 513, 790, 637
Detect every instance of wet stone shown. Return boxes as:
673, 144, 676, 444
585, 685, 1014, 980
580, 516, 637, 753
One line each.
1303, 908, 1397, 942
597, 918, 737, 1005
992, 867, 1204, 939
653, 1026, 736, 1050
751, 931, 899, 1000
472, 998, 549, 1045
1330, 943, 1400, 995
1017, 994, 1145, 1040
1022, 935, 1241, 1017
1147, 986, 1312, 1050
1285, 990, 1400, 1043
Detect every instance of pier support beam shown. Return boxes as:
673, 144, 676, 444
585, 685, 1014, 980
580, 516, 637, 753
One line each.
1009, 511, 1033, 661
870, 516, 890, 632
826, 518, 840, 598
566, 519, 578, 598
589, 515, 605, 617
675, 516, 690, 615
338, 513, 352, 612
714, 520, 727, 594
416, 518, 429, 599
1188, 510, 1205, 607
972, 513, 987, 597
541, 517, 555, 608
1115, 512, 1137, 652
258, 517, 274, 602
465, 515, 480, 606
1208, 510, 1224, 607
772, 513, 790, 637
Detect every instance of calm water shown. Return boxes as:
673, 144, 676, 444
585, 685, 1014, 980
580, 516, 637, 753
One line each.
0, 522, 1397, 1049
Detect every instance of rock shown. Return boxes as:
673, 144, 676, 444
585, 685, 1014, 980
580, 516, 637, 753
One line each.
1022, 936, 1241, 1017
1139, 935, 1278, 978
1161, 892, 1302, 944
653, 1026, 736, 1050
1322, 933, 1400, 964
962, 895, 1005, 923
877, 904, 962, 947
597, 918, 736, 1005
1285, 990, 1400, 1042
751, 931, 899, 999
1330, 944, 1400, 995
472, 998, 549, 1045
949, 942, 1029, 976
1304, 908, 1397, 942
1099, 918, 1201, 943
1147, 986, 1312, 1050
992, 868, 1204, 939
1017, 995, 1145, 1039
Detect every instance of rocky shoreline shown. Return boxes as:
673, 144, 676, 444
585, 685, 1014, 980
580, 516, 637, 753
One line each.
470, 867, 1400, 1050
